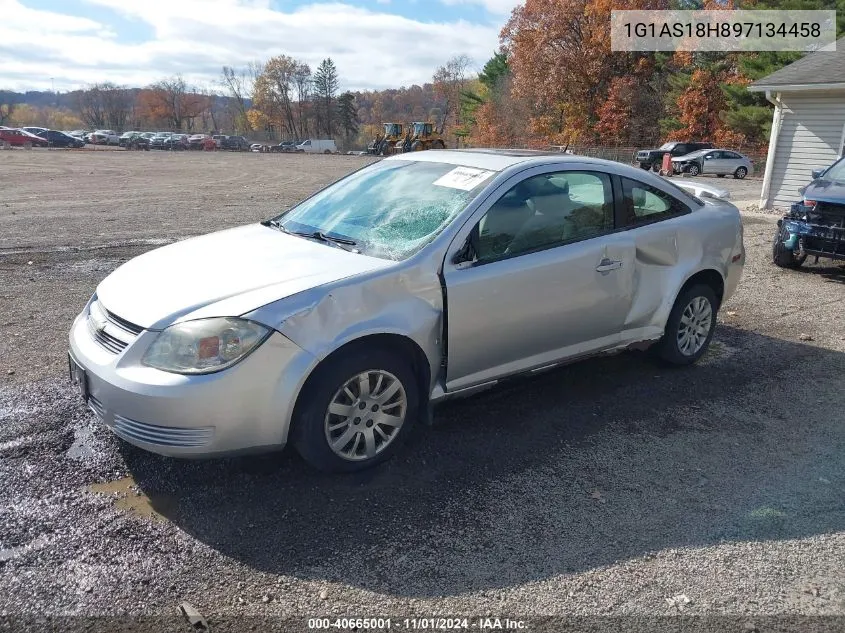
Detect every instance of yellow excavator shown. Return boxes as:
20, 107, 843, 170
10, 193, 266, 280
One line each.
367, 123, 404, 155
394, 122, 446, 152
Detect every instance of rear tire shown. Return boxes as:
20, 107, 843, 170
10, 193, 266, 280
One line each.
734, 166, 748, 179
654, 284, 719, 366
293, 347, 419, 473
772, 224, 806, 269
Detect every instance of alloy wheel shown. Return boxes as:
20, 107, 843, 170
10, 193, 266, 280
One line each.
324, 370, 407, 461
677, 296, 712, 356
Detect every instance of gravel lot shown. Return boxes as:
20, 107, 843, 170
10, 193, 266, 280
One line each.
1, 151, 844, 632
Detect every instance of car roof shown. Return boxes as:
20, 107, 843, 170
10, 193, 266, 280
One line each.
386, 148, 638, 172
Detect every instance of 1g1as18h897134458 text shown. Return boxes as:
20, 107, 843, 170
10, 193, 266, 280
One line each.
622, 20, 821, 39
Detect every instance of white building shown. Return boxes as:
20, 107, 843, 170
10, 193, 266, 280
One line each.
748, 38, 845, 209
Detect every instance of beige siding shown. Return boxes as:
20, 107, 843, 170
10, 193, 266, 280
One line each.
771, 91, 845, 207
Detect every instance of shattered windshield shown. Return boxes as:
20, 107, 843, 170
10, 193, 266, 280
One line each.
273, 159, 497, 261
820, 158, 845, 184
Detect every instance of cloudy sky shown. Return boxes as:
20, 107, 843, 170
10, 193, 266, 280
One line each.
1, 0, 520, 93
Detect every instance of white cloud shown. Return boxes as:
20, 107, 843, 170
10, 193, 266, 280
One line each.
0, 0, 503, 92
439, 0, 522, 15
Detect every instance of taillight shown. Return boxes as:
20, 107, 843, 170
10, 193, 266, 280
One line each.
804, 199, 817, 207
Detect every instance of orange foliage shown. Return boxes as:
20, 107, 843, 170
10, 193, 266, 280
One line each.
501, 0, 669, 144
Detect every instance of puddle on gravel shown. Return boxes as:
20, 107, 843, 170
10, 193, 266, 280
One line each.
88, 476, 175, 522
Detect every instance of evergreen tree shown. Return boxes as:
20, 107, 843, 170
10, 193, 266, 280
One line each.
313, 58, 339, 136
337, 91, 358, 142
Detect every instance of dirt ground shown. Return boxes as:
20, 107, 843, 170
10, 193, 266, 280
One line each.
1, 150, 845, 632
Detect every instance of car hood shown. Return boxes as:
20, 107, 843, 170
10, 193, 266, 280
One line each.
801, 179, 845, 203
95, 224, 391, 330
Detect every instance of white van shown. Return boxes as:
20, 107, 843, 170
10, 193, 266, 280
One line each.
295, 139, 337, 154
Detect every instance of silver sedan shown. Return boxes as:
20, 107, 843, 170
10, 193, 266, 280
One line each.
68, 150, 745, 472
672, 149, 754, 179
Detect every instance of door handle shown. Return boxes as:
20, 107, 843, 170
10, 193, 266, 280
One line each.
596, 258, 623, 273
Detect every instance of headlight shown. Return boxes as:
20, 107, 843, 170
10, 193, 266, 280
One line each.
141, 317, 271, 375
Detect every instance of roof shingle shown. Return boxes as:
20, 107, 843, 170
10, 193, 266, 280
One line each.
748, 38, 845, 91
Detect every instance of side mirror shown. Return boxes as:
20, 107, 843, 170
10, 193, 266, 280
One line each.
811, 167, 827, 180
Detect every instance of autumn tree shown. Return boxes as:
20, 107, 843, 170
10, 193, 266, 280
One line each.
502, 0, 668, 145
293, 62, 312, 139
313, 58, 339, 136
253, 56, 301, 137
75, 83, 133, 131
143, 76, 207, 131
432, 54, 472, 141
220, 64, 258, 133
0, 102, 14, 126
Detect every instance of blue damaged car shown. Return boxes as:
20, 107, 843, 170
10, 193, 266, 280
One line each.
773, 157, 845, 268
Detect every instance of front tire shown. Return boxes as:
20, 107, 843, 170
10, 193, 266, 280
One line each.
654, 284, 718, 366
772, 224, 806, 268
293, 347, 419, 473
687, 163, 700, 176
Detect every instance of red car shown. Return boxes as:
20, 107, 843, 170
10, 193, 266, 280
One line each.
0, 128, 48, 147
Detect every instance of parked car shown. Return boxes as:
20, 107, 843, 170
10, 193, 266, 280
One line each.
118, 131, 141, 147
250, 143, 265, 152
68, 150, 744, 472
187, 134, 209, 150
0, 128, 48, 147
66, 130, 88, 141
212, 134, 227, 148
295, 139, 337, 154
150, 133, 186, 150
773, 157, 845, 268
634, 141, 714, 171
221, 135, 250, 151
87, 130, 120, 145
22, 126, 48, 137
39, 129, 86, 148
124, 132, 151, 151
672, 149, 753, 179
270, 140, 299, 153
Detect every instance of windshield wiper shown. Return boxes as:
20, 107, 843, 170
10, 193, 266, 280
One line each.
263, 220, 358, 251
297, 230, 358, 251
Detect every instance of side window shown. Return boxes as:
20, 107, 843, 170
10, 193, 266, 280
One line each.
622, 178, 691, 226
723, 151, 740, 159
473, 171, 614, 261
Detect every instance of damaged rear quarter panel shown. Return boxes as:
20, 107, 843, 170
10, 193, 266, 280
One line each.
628, 200, 741, 330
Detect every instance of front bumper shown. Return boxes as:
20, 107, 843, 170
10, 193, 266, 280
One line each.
68, 310, 317, 457
780, 204, 845, 261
